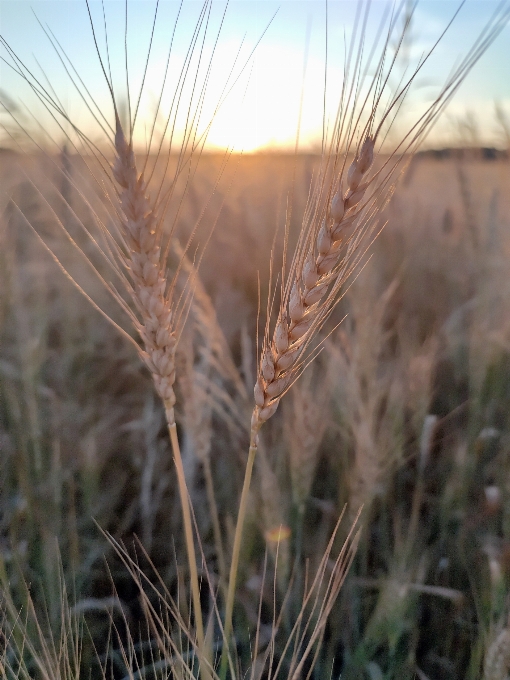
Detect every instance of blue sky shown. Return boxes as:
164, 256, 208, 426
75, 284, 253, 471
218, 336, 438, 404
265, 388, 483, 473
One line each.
1, 0, 509, 151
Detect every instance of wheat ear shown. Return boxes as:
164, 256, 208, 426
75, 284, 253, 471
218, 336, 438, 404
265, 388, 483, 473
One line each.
112, 115, 206, 659
112, 118, 178, 424
252, 137, 374, 434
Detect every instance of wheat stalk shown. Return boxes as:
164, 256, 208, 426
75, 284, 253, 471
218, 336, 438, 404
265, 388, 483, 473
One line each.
111, 114, 208, 664
221, 136, 380, 676
0, 2, 242, 671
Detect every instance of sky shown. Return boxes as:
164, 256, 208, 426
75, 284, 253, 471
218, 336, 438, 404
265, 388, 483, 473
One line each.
0, 0, 509, 152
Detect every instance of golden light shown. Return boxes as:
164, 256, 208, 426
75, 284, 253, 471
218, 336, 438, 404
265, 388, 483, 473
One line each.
203, 42, 327, 152
264, 525, 292, 544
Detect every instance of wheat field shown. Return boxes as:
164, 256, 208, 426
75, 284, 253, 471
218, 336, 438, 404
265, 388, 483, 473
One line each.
1, 1, 510, 678
2, 147, 510, 679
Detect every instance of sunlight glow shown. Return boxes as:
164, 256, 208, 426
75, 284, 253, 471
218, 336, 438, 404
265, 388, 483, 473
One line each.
0, 1, 509, 153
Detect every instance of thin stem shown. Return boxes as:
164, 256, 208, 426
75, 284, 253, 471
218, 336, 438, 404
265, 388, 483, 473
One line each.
219, 429, 258, 680
203, 455, 228, 598
168, 422, 206, 670
293, 502, 305, 624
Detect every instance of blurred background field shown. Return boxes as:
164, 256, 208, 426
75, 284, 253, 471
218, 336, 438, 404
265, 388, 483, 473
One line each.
1, 143, 510, 679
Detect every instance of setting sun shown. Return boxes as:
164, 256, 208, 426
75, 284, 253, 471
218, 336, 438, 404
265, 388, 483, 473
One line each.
2, 1, 508, 153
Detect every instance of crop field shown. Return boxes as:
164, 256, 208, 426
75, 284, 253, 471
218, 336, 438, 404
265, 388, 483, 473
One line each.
2, 148, 510, 679
1, 1, 510, 678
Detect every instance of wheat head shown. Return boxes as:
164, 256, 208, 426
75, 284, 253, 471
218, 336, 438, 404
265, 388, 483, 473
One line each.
252, 138, 375, 434
112, 117, 178, 426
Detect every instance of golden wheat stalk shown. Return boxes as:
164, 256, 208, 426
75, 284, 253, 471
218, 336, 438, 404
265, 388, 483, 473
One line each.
108, 112, 211, 670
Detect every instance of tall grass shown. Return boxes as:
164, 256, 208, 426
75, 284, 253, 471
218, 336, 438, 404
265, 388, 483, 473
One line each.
1, 1, 510, 678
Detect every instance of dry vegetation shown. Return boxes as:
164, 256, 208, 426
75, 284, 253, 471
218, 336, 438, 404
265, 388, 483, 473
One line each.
2, 147, 510, 679
2, 1, 510, 678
